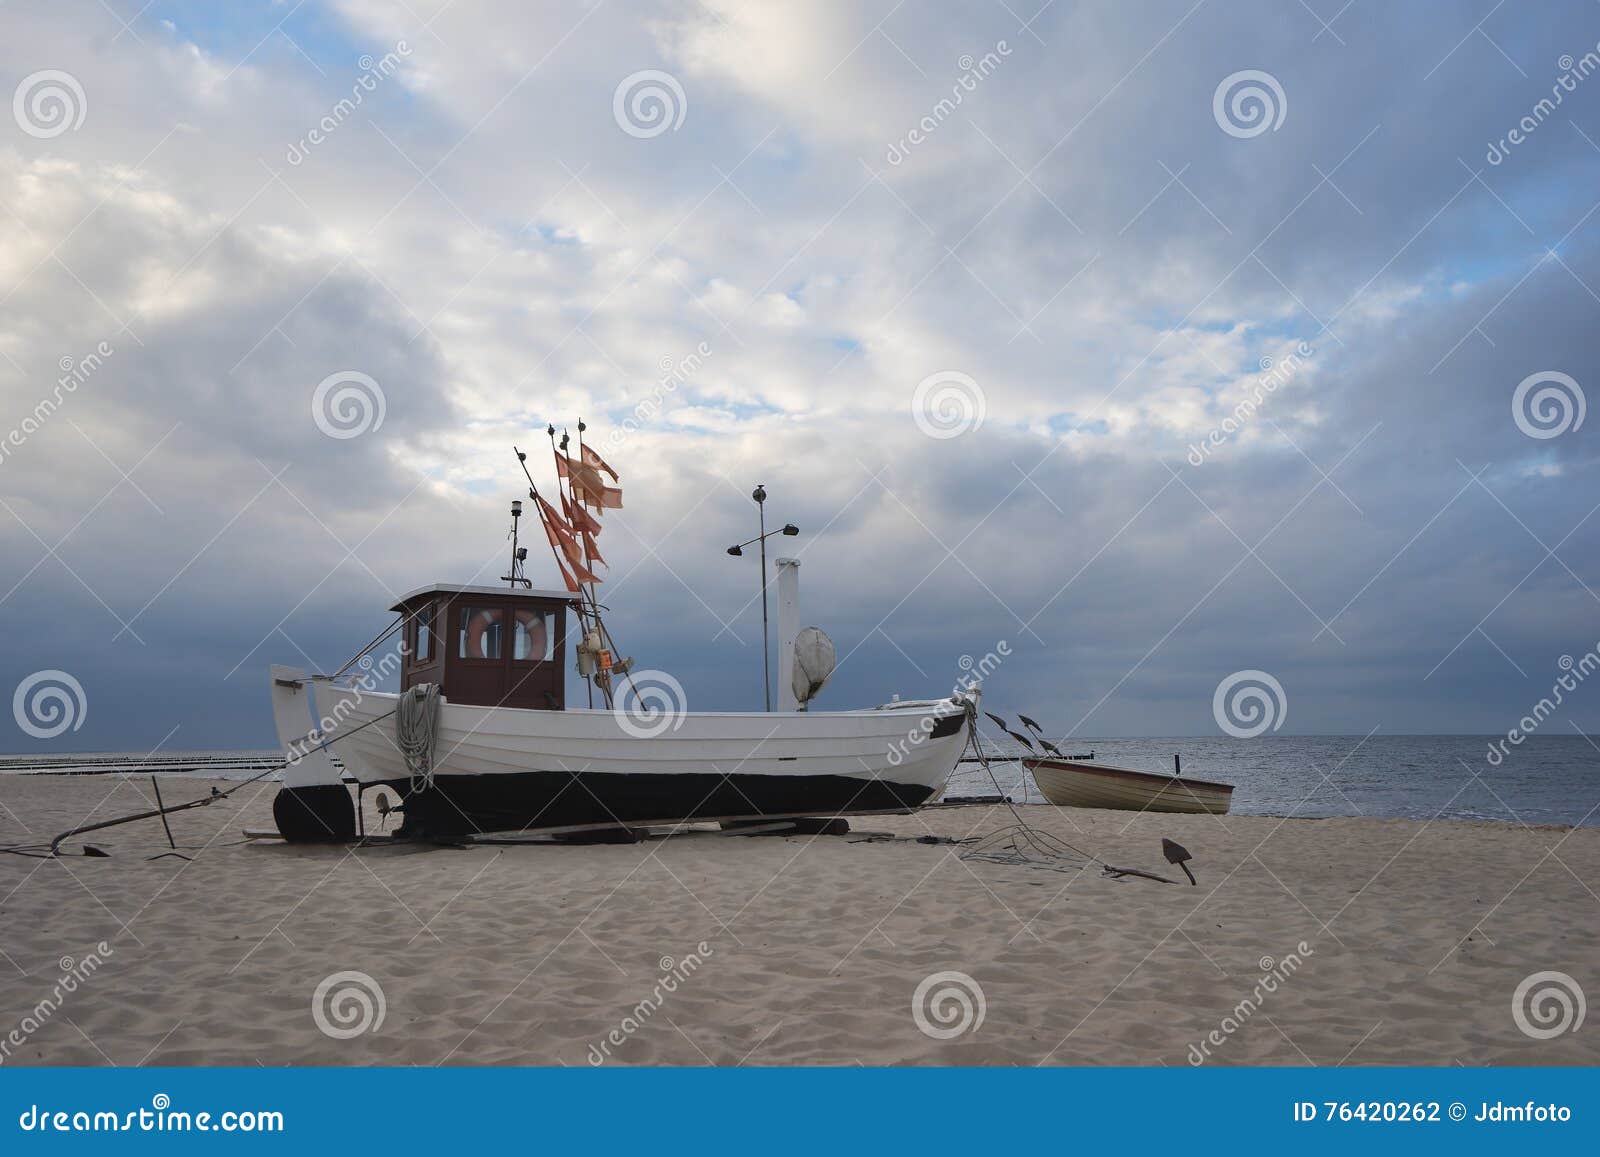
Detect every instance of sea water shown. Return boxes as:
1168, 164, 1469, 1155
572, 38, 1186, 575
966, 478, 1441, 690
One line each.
945, 733, 1599, 827
2, 735, 1595, 827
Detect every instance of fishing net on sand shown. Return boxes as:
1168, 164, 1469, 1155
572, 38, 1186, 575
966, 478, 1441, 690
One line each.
952, 704, 1178, 883
954, 704, 1096, 872
960, 823, 1095, 873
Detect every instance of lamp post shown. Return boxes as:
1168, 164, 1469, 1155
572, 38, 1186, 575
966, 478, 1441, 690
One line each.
502, 498, 530, 588
726, 485, 799, 711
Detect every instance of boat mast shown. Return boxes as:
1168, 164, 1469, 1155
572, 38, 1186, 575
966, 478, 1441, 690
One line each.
501, 497, 531, 588
573, 420, 640, 709
517, 441, 600, 707
569, 422, 639, 711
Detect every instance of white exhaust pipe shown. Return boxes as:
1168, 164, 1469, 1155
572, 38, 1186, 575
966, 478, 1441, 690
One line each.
775, 558, 800, 711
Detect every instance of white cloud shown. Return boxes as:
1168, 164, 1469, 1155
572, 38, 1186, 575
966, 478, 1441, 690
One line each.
2, 0, 1599, 746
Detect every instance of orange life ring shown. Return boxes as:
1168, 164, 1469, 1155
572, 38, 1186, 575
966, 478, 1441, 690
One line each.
514, 610, 548, 661
464, 610, 500, 659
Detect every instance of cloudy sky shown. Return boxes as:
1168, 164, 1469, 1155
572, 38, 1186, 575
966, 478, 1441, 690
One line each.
3, 0, 1599, 752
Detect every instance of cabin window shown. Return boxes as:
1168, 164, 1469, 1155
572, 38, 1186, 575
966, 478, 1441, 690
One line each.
411, 602, 435, 662
512, 609, 553, 662
458, 607, 505, 660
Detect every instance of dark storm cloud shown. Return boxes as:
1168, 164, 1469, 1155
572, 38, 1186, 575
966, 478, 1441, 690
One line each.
2, 0, 1600, 753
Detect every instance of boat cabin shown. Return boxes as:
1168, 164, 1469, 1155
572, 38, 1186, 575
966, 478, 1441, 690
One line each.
391, 583, 582, 710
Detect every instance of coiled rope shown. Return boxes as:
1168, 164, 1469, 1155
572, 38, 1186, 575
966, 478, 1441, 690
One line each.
396, 682, 442, 789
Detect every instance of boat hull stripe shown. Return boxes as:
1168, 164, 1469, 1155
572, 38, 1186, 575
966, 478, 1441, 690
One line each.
382, 769, 938, 837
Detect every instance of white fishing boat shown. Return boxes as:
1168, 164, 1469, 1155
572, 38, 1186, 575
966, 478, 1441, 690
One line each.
267, 433, 976, 842
1026, 757, 1234, 815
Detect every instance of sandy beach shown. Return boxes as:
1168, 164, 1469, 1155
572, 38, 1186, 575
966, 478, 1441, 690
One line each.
1, 773, 1595, 1067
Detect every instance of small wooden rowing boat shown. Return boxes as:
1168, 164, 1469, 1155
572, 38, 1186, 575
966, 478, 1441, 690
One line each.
1025, 757, 1234, 815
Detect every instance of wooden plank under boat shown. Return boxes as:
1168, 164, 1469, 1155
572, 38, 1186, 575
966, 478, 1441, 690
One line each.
1025, 757, 1234, 815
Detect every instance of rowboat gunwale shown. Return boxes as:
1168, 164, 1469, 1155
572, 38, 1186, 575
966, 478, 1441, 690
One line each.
1023, 756, 1235, 795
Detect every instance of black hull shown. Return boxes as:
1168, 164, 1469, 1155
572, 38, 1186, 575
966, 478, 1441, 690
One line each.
371, 770, 938, 839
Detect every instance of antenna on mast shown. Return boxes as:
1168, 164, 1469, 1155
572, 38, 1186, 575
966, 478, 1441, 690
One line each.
502, 462, 531, 589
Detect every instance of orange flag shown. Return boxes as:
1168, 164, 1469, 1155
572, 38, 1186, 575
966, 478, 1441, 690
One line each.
561, 489, 603, 537
537, 515, 582, 592
556, 452, 623, 511
537, 495, 600, 584
560, 491, 606, 568
581, 443, 619, 482
573, 472, 623, 511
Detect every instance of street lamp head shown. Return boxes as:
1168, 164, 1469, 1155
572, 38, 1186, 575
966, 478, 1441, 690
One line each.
752, 484, 767, 505
726, 545, 743, 557
781, 524, 799, 536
